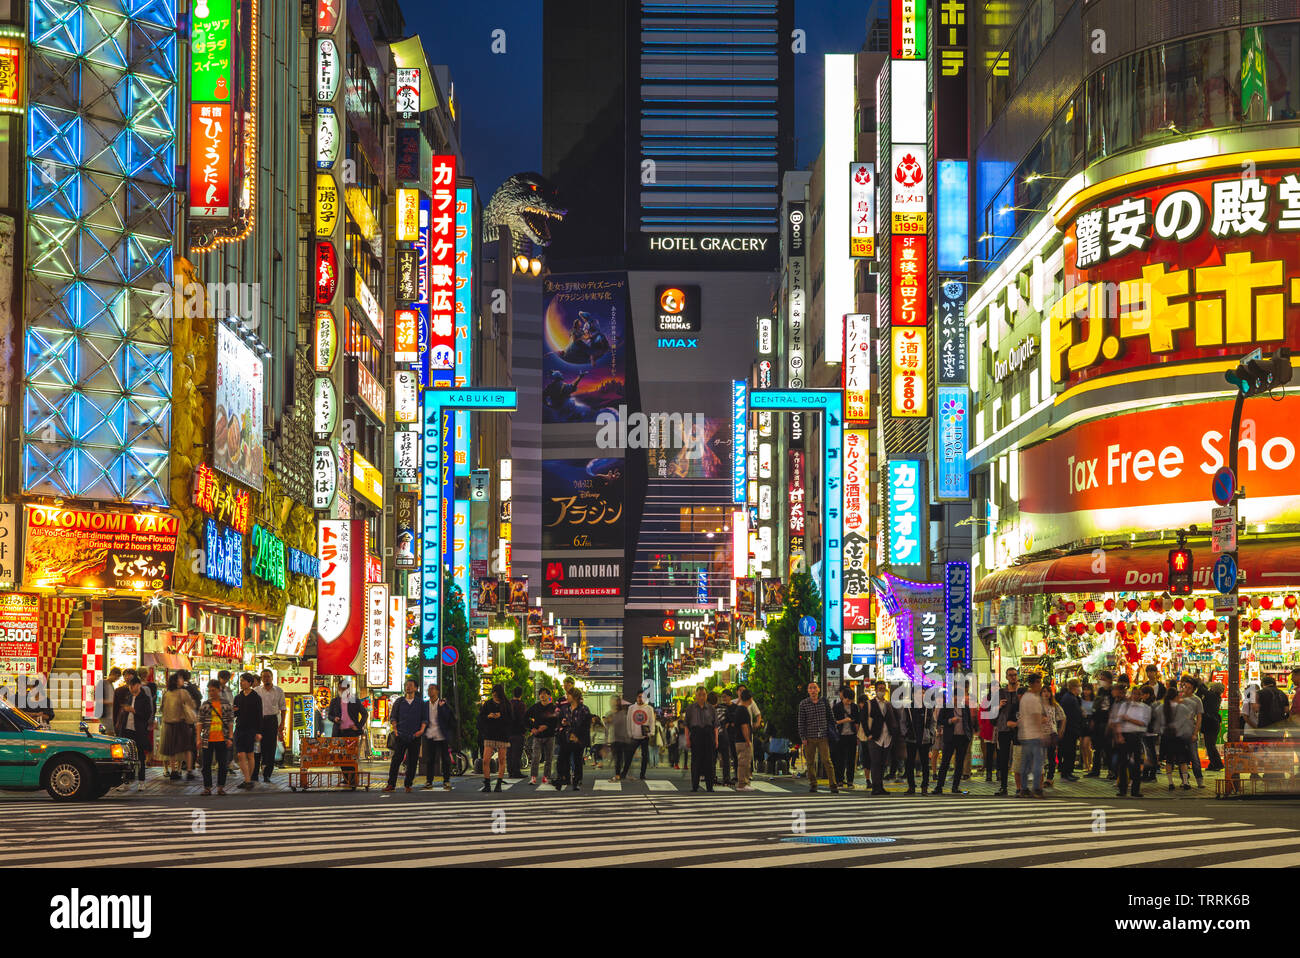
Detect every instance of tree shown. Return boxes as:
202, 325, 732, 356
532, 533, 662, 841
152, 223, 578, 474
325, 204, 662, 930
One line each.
746, 571, 819, 742
487, 618, 536, 707
442, 583, 481, 748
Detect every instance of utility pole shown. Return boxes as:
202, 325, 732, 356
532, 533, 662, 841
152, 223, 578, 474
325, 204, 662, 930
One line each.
1220, 347, 1293, 793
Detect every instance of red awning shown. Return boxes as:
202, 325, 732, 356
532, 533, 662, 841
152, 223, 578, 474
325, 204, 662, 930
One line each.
974, 540, 1300, 602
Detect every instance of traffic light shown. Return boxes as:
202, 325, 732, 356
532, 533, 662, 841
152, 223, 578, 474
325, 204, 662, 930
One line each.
1225, 347, 1293, 396
1168, 547, 1193, 596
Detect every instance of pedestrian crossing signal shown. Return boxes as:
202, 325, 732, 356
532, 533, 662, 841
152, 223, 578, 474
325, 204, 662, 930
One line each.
1168, 547, 1193, 596
1225, 348, 1293, 397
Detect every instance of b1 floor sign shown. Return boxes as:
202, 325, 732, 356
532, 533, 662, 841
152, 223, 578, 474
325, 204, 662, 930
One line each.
1212, 554, 1238, 594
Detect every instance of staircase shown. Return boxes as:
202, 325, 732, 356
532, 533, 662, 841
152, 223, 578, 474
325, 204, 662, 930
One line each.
50, 609, 86, 733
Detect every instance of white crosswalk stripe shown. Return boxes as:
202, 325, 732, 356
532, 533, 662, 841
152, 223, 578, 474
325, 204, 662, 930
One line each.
3, 792, 1294, 868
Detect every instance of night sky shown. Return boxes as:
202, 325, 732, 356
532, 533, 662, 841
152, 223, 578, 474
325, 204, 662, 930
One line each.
399, 1, 880, 202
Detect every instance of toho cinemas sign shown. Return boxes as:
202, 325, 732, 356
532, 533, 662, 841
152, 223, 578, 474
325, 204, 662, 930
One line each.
1019, 395, 1300, 551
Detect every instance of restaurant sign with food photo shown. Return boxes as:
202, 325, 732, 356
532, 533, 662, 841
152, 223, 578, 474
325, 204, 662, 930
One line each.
214, 323, 265, 491
23, 505, 179, 592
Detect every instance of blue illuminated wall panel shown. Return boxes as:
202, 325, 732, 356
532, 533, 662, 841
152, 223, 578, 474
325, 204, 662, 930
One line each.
24, 0, 178, 505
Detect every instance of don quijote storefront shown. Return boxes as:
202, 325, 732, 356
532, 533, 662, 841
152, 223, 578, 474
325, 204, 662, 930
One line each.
972, 147, 1300, 725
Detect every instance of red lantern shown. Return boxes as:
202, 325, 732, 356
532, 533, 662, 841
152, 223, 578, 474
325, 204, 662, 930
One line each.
1261, 596, 1273, 610
1074, 622, 1087, 635
1126, 599, 1139, 613
1272, 619, 1284, 633
1140, 621, 1152, 635
1206, 619, 1218, 633
1240, 594, 1250, 606
1117, 621, 1128, 634
1194, 597, 1206, 612
1173, 597, 1185, 612
1251, 618, 1262, 633
1084, 600, 1096, 614
1183, 620, 1196, 634
1104, 598, 1115, 612
1048, 613, 1059, 627
1151, 599, 1163, 613
1286, 594, 1298, 609
1065, 601, 1076, 614
1095, 622, 1106, 635
1162, 619, 1174, 633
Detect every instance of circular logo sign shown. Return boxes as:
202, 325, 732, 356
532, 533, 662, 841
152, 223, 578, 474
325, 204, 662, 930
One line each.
440, 646, 459, 666
659, 287, 686, 314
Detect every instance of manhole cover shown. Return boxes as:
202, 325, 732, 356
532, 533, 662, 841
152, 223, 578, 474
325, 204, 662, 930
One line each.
780, 836, 896, 845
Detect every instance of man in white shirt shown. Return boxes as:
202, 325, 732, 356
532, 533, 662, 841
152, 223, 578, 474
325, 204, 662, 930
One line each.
622, 693, 656, 780
253, 669, 287, 783
423, 683, 455, 790
1109, 684, 1151, 798
96, 667, 121, 730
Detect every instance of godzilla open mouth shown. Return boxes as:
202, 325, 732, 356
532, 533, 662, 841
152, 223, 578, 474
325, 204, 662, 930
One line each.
522, 206, 564, 243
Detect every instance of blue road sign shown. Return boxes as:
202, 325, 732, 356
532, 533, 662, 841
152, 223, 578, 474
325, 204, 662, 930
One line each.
798, 615, 817, 636
441, 645, 459, 666
1212, 554, 1238, 594
1212, 467, 1235, 506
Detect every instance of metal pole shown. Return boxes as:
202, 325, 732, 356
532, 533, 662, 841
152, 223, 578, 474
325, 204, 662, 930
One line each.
1225, 389, 1246, 793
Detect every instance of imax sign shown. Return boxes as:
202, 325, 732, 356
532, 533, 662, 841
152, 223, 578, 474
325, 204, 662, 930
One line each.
657, 337, 698, 348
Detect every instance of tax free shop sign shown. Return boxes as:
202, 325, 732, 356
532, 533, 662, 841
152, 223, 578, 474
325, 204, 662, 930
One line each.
1019, 395, 1300, 552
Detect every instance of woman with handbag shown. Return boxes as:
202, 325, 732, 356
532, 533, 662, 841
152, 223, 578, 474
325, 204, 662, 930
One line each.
160, 672, 197, 781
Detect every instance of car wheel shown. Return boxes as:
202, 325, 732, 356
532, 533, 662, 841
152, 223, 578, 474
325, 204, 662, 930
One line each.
45, 756, 92, 802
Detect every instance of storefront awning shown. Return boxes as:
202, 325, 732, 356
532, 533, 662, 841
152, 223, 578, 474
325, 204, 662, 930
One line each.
974, 540, 1300, 602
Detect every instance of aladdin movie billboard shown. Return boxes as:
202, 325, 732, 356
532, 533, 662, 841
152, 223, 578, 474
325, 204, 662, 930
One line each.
542, 458, 625, 551
542, 273, 628, 423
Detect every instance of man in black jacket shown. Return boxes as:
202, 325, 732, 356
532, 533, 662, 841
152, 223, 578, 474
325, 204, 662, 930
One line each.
994, 668, 1020, 796
831, 686, 860, 788
1057, 678, 1084, 781
525, 688, 559, 784
1085, 670, 1115, 778
1195, 675, 1223, 772
864, 681, 899, 796
422, 683, 457, 789
384, 680, 426, 793
115, 676, 153, 789
507, 687, 527, 779
933, 690, 975, 794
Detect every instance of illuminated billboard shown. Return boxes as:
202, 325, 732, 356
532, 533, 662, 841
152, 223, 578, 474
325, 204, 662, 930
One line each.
849, 163, 876, 257
890, 326, 929, 418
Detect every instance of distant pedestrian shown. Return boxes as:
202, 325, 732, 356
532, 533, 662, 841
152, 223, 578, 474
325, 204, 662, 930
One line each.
732, 690, 755, 790
197, 680, 233, 796
562, 688, 592, 790
116, 676, 152, 791
479, 684, 511, 792
160, 672, 193, 782
232, 673, 264, 790
797, 681, 839, 794
96, 667, 121, 732
994, 667, 1021, 796
899, 685, 935, 795
507, 686, 527, 779
1110, 684, 1150, 798
328, 679, 367, 738
384, 680, 425, 793
1017, 673, 1048, 798
526, 687, 558, 784
715, 689, 735, 786
1154, 684, 1194, 790
622, 693, 656, 781
685, 686, 718, 793
865, 681, 899, 796
1086, 671, 1116, 779
252, 669, 286, 783
1057, 679, 1083, 781
554, 685, 575, 789
934, 687, 975, 794
832, 685, 860, 788
607, 697, 632, 782
1198, 679, 1223, 771
1178, 676, 1205, 788
422, 683, 456, 790
180, 669, 202, 780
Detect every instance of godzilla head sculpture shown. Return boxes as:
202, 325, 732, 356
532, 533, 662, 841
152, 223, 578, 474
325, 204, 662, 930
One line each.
482, 172, 567, 256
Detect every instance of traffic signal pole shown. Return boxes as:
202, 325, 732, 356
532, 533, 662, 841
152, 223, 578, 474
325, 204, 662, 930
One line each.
1225, 388, 1246, 758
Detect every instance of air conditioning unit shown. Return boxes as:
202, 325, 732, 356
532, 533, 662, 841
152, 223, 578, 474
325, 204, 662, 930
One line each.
146, 597, 179, 630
